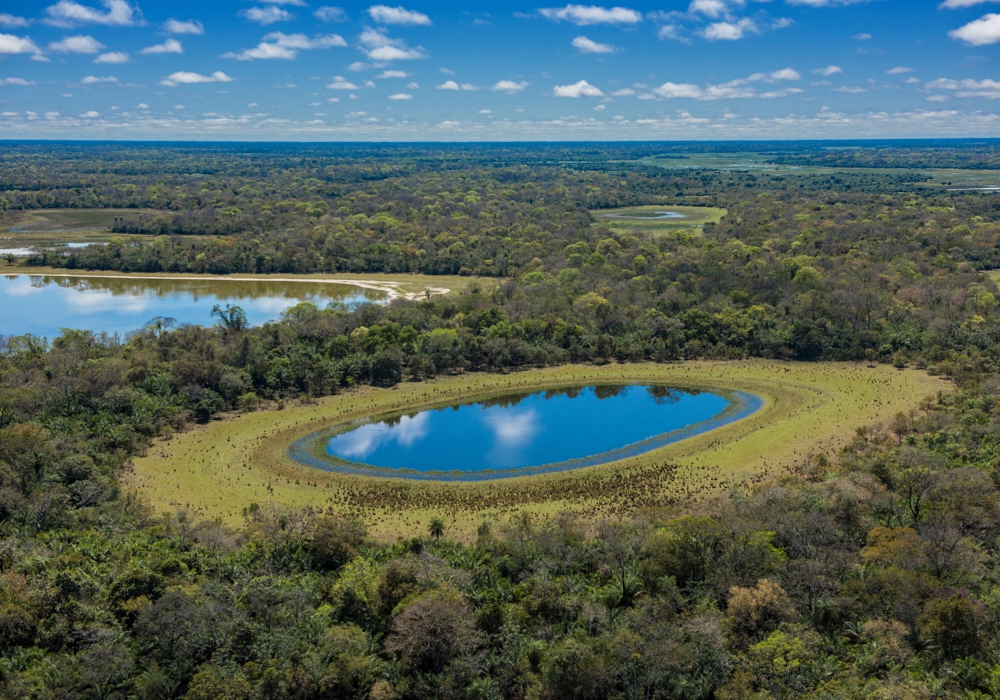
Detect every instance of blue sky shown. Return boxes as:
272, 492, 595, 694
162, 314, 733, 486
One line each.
2, 0, 1000, 140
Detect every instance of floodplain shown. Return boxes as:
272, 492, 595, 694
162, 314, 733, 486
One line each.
129, 360, 950, 540
625, 151, 1000, 190
592, 204, 727, 235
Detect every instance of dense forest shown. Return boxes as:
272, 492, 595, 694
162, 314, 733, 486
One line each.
4, 142, 1000, 697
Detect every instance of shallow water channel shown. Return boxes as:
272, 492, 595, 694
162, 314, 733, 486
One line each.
291, 384, 763, 480
0, 275, 384, 339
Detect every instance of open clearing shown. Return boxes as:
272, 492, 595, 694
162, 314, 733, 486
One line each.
1, 208, 161, 233
128, 361, 950, 541
0, 209, 162, 248
623, 152, 1000, 191
592, 205, 727, 235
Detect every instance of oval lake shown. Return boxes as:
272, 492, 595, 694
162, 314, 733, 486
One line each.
291, 385, 763, 480
0, 274, 385, 339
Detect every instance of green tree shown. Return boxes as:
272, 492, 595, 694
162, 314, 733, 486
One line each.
429, 517, 445, 543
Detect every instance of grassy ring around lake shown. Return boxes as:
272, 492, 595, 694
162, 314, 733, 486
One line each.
128, 361, 952, 540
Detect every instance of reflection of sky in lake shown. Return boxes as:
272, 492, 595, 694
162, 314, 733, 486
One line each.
326, 386, 730, 472
0, 275, 380, 339
599, 211, 687, 221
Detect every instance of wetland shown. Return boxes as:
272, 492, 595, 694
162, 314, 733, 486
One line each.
0, 274, 385, 338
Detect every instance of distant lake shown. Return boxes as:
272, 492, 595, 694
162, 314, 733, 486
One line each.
0, 275, 385, 339
597, 211, 687, 221
291, 385, 763, 480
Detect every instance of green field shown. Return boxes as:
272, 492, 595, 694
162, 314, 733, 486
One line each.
0, 208, 163, 248
626, 152, 1000, 191
1, 208, 161, 232
592, 205, 727, 235
129, 361, 950, 541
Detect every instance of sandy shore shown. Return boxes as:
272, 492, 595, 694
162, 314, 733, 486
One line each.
4, 271, 453, 301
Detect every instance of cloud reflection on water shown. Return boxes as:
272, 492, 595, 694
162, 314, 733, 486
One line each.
484, 408, 540, 446
330, 413, 431, 460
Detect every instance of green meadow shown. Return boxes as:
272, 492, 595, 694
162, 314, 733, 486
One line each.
130, 360, 949, 541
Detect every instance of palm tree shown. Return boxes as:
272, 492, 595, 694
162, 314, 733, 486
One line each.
429, 517, 445, 544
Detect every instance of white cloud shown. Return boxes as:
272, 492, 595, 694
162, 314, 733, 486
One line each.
435, 80, 478, 91
886, 66, 912, 75
653, 71, 804, 100
44, 0, 142, 28
358, 27, 426, 60
141, 39, 182, 55
160, 71, 235, 87
387, 92, 412, 99
905, 76, 920, 84
950, 13, 1000, 45
572, 35, 616, 53
80, 110, 99, 117
554, 79, 604, 96
853, 32, 872, 40
760, 67, 800, 81
940, 0, 1000, 6
49, 35, 104, 53
0, 14, 29, 28
654, 82, 704, 98
0, 78, 34, 86
137, 102, 148, 108
225, 32, 346, 60
0, 34, 42, 55
368, 5, 432, 25
611, 87, 635, 96
80, 75, 117, 84
656, 24, 686, 41
240, 7, 293, 25
813, 65, 842, 76
479, 109, 491, 113
927, 76, 1000, 97
165, 19, 203, 34
406, 81, 419, 88
703, 18, 759, 40
492, 79, 529, 93
315, 6, 347, 22
834, 85, 865, 92
378, 70, 408, 77
539, 4, 643, 25
787, 0, 875, 5
440, 67, 455, 74
94, 51, 130, 63
327, 76, 359, 89
688, 0, 729, 18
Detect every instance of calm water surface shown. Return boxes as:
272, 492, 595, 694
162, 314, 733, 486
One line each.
598, 211, 687, 221
0, 275, 384, 339
306, 385, 760, 477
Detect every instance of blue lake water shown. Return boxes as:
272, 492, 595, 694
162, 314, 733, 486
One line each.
598, 211, 687, 220
291, 385, 763, 479
0, 274, 384, 340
